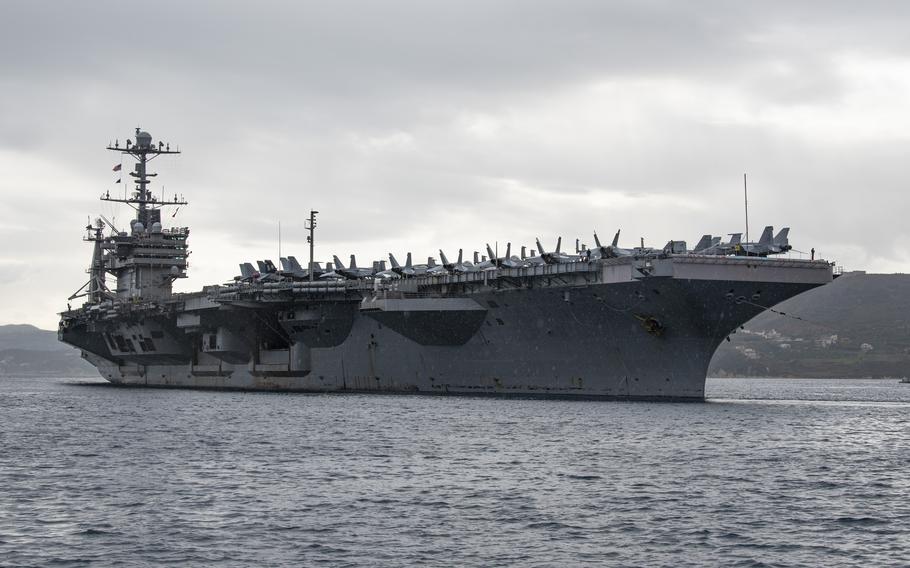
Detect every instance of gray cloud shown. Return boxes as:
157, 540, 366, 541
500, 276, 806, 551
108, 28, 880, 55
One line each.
1, 0, 909, 328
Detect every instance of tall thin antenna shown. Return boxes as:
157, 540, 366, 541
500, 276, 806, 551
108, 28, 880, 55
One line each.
744, 173, 749, 243
306, 210, 318, 282
278, 219, 282, 260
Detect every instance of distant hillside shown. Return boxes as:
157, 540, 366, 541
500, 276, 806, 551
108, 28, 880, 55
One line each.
709, 272, 910, 378
0, 324, 70, 351
0, 324, 97, 377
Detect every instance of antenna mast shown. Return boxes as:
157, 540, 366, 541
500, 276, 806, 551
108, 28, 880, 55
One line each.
102, 127, 186, 226
744, 173, 749, 244
306, 210, 318, 282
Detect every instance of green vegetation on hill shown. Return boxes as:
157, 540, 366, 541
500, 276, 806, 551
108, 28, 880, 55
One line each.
709, 273, 910, 378
0, 324, 96, 377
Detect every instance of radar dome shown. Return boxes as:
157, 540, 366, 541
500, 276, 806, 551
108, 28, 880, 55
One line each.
151, 222, 162, 233
136, 131, 152, 149
170, 266, 180, 276
132, 222, 145, 234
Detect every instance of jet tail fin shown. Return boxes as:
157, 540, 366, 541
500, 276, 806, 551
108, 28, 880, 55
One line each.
555, 236, 562, 253
458, 248, 463, 264
728, 233, 742, 246
388, 253, 400, 269
439, 250, 450, 267
693, 234, 712, 252
594, 232, 603, 248
536, 238, 545, 255
486, 244, 496, 260
332, 255, 346, 270
612, 230, 621, 247
773, 227, 790, 246
240, 262, 256, 279
405, 252, 412, 269
349, 254, 357, 269
758, 226, 773, 245
287, 256, 304, 271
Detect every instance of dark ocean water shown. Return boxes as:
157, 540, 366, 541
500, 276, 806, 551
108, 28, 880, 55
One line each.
1, 377, 908, 567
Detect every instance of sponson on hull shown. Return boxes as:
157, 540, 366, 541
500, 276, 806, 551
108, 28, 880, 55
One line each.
59, 129, 833, 400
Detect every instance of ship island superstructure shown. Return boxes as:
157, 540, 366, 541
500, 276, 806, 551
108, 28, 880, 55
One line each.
59, 129, 833, 400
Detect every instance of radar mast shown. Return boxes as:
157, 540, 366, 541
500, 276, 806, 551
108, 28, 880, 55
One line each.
70, 128, 191, 305
102, 126, 186, 227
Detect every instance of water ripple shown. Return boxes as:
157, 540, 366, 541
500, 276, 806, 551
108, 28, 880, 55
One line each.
0, 377, 908, 566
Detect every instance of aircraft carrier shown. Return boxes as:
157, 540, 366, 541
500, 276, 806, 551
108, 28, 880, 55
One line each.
58, 129, 833, 400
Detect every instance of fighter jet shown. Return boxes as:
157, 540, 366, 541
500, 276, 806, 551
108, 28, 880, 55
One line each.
426, 257, 448, 275
389, 252, 420, 277
691, 235, 714, 253
589, 230, 657, 259
279, 256, 324, 280
330, 254, 375, 279
485, 243, 528, 269
439, 249, 478, 274
256, 260, 277, 274
373, 260, 399, 279
736, 227, 792, 256
318, 261, 344, 280
390, 252, 446, 277
589, 231, 618, 259
771, 228, 791, 254
279, 257, 304, 278
520, 245, 548, 266
470, 251, 502, 271
661, 240, 688, 255
698, 234, 739, 256
235, 262, 260, 282
535, 237, 578, 264
253, 260, 282, 282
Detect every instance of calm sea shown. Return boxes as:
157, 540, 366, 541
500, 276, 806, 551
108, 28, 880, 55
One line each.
1, 377, 908, 567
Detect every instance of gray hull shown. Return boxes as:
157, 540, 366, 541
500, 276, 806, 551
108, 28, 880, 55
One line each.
62, 256, 832, 400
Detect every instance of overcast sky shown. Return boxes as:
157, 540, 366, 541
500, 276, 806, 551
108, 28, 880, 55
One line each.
2, 1, 909, 329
